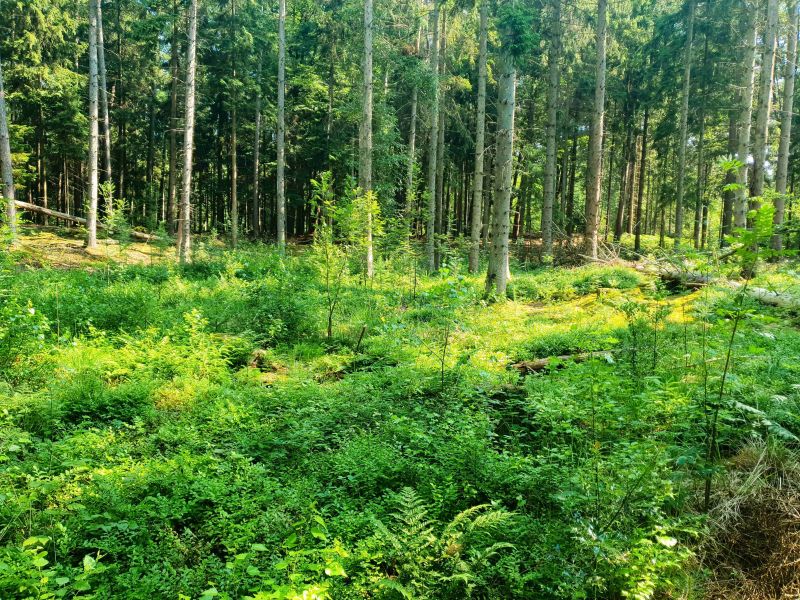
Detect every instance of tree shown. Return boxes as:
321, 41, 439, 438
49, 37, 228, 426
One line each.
87, 0, 100, 249
468, 0, 488, 273
0, 53, 15, 241
673, 0, 695, 247
751, 0, 778, 205
276, 0, 287, 252
359, 0, 375, 278
485, 49, 516, 296
179, 0, 198, 264
252, 55, 263, 239
584, 0, 608, 260
425, 1, 440, 272
542, 0, 562, 260
97, 0, 111, 182
773, 0, 798, 250
168, 0, 180, 236
230, 0, 239, 248
734, 3, 758, 229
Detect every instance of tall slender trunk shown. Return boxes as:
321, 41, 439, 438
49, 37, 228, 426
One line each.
722, 112, 737, 239
434, 11, 447, 270
229, 0, 239, 246
405, 28, 421, 227
634, 109, 649, 252
359, 0, 374, 277
97, 0, 112, 182
425, 2, 440, 271
752, 0, 778, 209
168, 0, 179, 235
485, 50, 516, 296
276, 0, 287, 250
0, 54, 15, 241
774, 0, 798, 250
694, 35, 709, 248
542, 0, 561, 259
468, 0, 488, 273
179, 0, 198, 263
566, 132, 577, 240
87, 0, 100, 249
734, 5, 759, 229
674, 0, 696, 247
253, 56, 263, 239
584, 0, 608, 259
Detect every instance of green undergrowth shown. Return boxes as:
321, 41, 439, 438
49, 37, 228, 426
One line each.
2, 244, 800, 599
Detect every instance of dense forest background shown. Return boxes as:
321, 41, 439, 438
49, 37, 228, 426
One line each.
2, 0, 798, 269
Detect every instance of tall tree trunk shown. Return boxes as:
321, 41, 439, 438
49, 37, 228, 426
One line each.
774, 0, 798, 250
566, 132, 577, 240
674, 0, 696, 247
405, 28, 421, 227
253, 55, 263, 239
179, 0, 198, 263
359, 0, 374, 277
694, 35, 709, 248
583, 0, 608, 260
230, 0, 239, 247
468, 0, 488, 273
168, 0, 179, 236
485, 50, 516, 296
87, 0, 100, 249
425, 1, 440, 271
276, 0, 287, 251
752, 0, 778, 209
434, 11, 447, 270
634, 108, 649, 252
542, 0, 561, 259
722, 111, 737, 239
0, 54, 15, 241
97, 0, 112, 182
734, 5, 759, 229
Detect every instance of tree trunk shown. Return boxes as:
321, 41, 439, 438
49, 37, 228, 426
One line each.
276, 0, 287, 251
583, 0, 608, 260
694, 36, 709, 249
542, 0, 561, 259
485, 50, 516, 296
566, 132, 577, 240
359, 0, 374, 277
405, 28, 421, 227
425, 1, 440, 271
87, 0, 100, 249
752, 0, 778, 209
253, 56, 263, 239
97, 0, 112, 182
168, 0, 179, 236
674, 0, 695, 247
634, 109, 649, 252
434, 10, 447, 270
0, 54, 15, 241
179, 0, 198, 263
468, 0, 488, 273
734, 5, 759, 229
722, 111, 737, 240
774, 0, 798, 250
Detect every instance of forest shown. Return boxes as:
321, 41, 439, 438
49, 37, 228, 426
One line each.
3, 0, 800, 598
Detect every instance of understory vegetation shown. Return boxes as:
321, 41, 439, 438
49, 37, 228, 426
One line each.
2, 230, 800, 599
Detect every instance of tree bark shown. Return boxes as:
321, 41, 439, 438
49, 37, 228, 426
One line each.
485, 50, 516, 296
276, 0, 287, 251
434, 10, 447, 270
87, 0, 100, 249
97, 0, 112, 183
734, 4, 759, 229
674, 0, 696, 247
774, 0, 798, 250
0, 54, 15, 241
405, 28, 421, 228
179, 0, 197, 263
542, 0, 562, 260
425, 1, 440, 271
634, 109, 649, 252
752, 0, 778, 208
359, 0, 374, 277
252, 56, 263, 239
468, 0, 488, 273
168, 0, 179, 236
583, 0, 608, 260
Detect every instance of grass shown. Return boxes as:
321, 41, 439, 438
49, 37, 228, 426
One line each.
2, 228, 800, 599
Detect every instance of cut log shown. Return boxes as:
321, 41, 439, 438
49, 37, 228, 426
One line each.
635, 263, 800, 310
514, 351, 615, 374
14, 200, 161, 242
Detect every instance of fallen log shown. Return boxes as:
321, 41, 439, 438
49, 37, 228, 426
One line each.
513, 351, 615, 374
635, 263, 800, 310
15, 200, 162, 242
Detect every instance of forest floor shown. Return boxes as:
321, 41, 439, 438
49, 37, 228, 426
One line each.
2, 226, 800, 599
